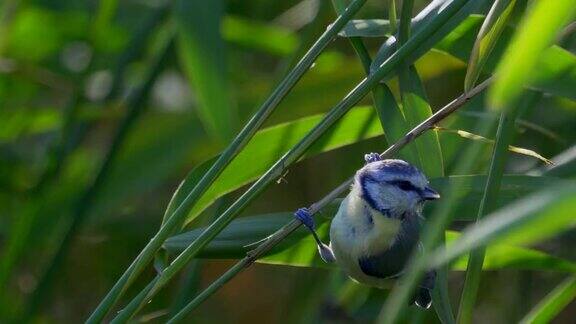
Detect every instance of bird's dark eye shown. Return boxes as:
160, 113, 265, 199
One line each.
397, 181, 414, 191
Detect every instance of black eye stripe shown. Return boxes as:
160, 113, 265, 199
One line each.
387, 180, 418, 191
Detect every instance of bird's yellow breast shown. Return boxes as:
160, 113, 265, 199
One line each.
329, 194, 401, 287
330, 193, 401, 261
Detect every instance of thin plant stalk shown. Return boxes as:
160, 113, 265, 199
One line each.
166, 78, 493, 323
330, 3, 451, 321
330, 0, 372, 73
332, 3, 451, 320
87, 0, 369, 321
376, 95, 500, 324
398, 1, 454, 321
519, 276, 576, 324
21, 35, 175, 321
464, 0, 516, 92
457, 91, 538, 323
111, 1, 474, 320
456, 112, 515, 324
389, 0, 397, 33
398, 0, 414, 44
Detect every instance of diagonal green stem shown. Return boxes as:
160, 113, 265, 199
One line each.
456, 112, 515, 324
330, 0, 389, 141
376, 79, 503, 324
165, 78, 493, 324
332, 2, 453, 321
376, 124, 497, 324
520, 276, 576, 324
111, 0, 474, 321
398, 0, 414, 44
456, 91, 540, 323
87, 0, 368, 321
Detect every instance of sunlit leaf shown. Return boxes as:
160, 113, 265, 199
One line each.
339, 19, 394, 37
488, 0, 576, 110
371, 83, 420, 165
370, 0, 492, 74
164, 209, 576, 273
465, 0, 516, 91
428, 182, 576, 270
353, 14, 576, 101
398, 66, 444, 177
164, 106, 384, 226
434, 126, 552, 164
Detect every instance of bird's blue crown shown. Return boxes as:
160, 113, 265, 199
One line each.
354, 159, 438, 217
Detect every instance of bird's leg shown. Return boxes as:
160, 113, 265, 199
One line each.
420, 270, 436, 290
294, 208, 335, 263
364, 152, 382, 164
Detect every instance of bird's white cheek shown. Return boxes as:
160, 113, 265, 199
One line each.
395, 194, 413, 212
407, 193, 422, 210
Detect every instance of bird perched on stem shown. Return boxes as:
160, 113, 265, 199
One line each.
295, 153, 439, 309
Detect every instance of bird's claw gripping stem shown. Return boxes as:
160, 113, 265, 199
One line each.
294, 207, 336, 263
294, 207, 315, 230
364, 152, 382, 163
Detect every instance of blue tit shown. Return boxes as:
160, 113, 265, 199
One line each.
294, 153, 440, 309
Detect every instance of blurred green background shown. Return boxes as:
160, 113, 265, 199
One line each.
1, 0, 575, 322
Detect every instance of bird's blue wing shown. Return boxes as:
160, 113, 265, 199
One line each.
358, 246, 409, 279
358, 217, 420, 279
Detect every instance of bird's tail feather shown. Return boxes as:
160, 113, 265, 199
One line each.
412, 287, 432, 309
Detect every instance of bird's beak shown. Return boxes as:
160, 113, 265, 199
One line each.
422, 186, 440, 200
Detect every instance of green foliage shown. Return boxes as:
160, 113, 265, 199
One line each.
1, 0, 575, 322
164, 212, 576, 274
464, 0, 516, 91
520, 276, 576, 324
174, 0, 238, 142
489, 0, 576, 110
164, 106, 383, 226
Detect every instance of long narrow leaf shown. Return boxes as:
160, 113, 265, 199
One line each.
489, 0, 576, 110
397, 2, 451, 321
124, 1, 477, 320
174, 0, 238, 142
520, 276, 576, 324
436, 15, 576, 101
88, 1, 370, 321
399, 66, 444, 176
164, 213, 576, 274
457, 112, 516, 324
370, 0, 492, 75
427, 182, 576, 270
435, 126, 552, 164
164, 106, 383, 226
354, 14, 576, 101
465, 0, 516, 91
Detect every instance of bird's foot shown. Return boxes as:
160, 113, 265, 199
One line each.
364, 152, 382, 163
318, 242, 336, 263
294, 208, 336, 264
294, 207, 315, 231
